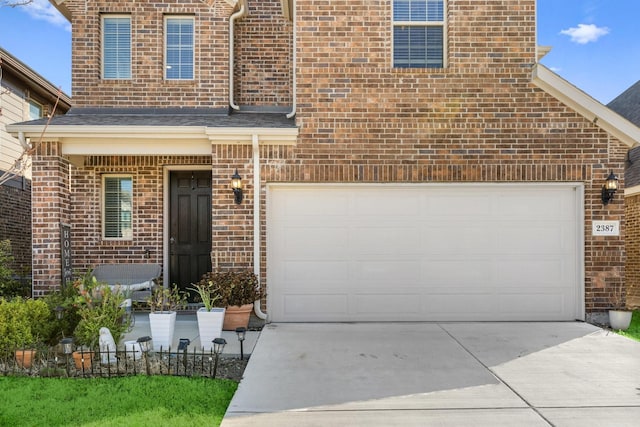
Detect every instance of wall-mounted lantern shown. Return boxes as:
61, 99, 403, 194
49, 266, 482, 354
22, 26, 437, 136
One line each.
601, 171, 619, 205
231, 169, 243, 205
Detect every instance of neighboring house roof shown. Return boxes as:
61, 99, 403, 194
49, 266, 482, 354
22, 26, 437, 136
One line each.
607, 80, 640, 190
0, 47, 72, 110
608, 80, 640, 126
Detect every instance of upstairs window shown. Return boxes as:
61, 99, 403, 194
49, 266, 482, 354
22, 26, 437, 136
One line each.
102, 16, 132, 79
103, 176, 133, 240
28, 100, 43, 120
165, 17, 194, 80
393, 0, 445, 68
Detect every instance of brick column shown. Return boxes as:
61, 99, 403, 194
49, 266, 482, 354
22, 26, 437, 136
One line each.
31, 141, 70, 296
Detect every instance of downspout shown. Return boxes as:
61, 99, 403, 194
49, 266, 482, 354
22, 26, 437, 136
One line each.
252, 134, 267, 320
229, 0, 246, 111
286, 0, 296, 118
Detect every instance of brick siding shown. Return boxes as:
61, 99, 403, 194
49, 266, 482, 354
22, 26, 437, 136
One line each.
625, 193, 640, 308
30, 0, 629, 315
0, 178, 32, 276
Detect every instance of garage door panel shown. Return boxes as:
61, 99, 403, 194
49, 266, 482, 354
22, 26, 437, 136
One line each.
424, 226, 496, 254
283, 226, 349, 257
268, 184, 581, 322
421, 260, 493, 285
283, 261, 349, 282
498, 224, 573, 254
354, 191, 421, 216
354, 261, 421, 282
426, 193, 492, 216
354, 294, 422, 315
498, 259, 567, 284
283, 294, 349, 316
352, 227, 420, 255
499, 293, 565, 317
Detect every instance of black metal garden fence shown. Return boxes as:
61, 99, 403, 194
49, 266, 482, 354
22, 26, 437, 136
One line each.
2, 344, 238, 379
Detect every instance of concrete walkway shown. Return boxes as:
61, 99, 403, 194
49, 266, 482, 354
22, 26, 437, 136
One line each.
222, 322, 640, 426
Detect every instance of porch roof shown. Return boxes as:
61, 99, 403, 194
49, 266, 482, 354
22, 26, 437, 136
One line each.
7, 108, 299, 155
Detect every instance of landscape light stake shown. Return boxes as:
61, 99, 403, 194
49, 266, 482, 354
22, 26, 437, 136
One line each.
178, 338, 190, 374
212, 338, 227, 379
61, 337, 73, 376
137, 336, 152, 375
235, 327, 246, 360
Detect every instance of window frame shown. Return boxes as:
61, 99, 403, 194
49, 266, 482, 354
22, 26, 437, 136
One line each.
102, 175, 133, 241
164, 15, 195, 80
27, 99, 43, 120
102, 14, 132, 80
392, 0, 447, 69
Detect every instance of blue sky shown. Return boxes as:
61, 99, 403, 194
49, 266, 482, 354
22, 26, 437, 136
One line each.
0, 0, 638, 104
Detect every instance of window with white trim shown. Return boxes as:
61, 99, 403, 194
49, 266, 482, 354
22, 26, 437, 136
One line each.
393, 0, 445, 68
102, 15, 132, 79
28, 100, 43, 120
103, 176, 133, 240
165, 16, 194, 80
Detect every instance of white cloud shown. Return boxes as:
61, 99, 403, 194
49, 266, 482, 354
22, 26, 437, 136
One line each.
23, 0, 70, 32
560, 23, 609, 44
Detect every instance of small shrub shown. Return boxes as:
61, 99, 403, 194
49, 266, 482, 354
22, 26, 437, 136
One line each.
0, 297, 50, 355
40, 283, 82, 346
0, 240, 30, 299
72, 272, 129, 350
147, 284, 187, 312
197, 270, 265, 307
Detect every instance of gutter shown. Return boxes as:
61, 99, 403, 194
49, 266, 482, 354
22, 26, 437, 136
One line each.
229, 0, 247, 111
286, 1, 296, 118
252, 135, 267, 320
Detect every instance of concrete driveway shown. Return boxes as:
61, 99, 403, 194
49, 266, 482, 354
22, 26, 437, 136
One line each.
222, 322, 640, 426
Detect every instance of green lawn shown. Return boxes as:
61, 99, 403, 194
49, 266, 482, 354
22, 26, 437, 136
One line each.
616, 310, 640, 342
0, 376, 237, 427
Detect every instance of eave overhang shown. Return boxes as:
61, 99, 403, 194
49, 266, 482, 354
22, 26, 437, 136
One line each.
6, 124, 299, 156
532, 64, 640, 149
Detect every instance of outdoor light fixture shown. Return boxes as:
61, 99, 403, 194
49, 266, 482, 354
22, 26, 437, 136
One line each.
236, 327, 246, 360
212, 337, 227, 379
602, 171, 619, 205
213, 337, 227, 355
178, 338, 190, 351
231, 169, 243, 204
55, 305, 65, 320
137, 336, 152, 353
137, 336, 153, 375
61, 337, 74, 375
61, 337, 74, 355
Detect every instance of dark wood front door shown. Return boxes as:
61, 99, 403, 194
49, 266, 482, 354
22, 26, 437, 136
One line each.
169, 171, 212, 297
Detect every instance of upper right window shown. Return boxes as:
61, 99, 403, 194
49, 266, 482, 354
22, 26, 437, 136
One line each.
393, 0, 445, 68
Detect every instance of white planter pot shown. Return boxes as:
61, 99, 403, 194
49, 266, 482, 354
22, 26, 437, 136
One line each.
149, 311, 177, 351
197, 307, 225, 351
609, 310, 633, 331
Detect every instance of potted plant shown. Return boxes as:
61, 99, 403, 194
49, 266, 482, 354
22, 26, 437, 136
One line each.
0, 297, 49, 369
146, 285, 187, 351
608, 282, 633, 331
198, 269, 265, 330
188, 282, 225, 351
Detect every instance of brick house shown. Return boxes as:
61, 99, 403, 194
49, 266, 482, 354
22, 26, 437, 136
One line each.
8, 0, 640, 323
608, 80, 640, 308
0, 47, 71, 277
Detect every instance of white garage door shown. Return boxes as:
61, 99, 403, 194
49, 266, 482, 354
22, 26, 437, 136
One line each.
267, 184, 583, 322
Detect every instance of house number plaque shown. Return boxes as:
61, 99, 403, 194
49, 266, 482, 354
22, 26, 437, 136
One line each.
592, 220, 620, 236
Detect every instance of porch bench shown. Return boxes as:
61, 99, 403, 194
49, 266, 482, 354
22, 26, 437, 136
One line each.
91, 263, 161, 301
